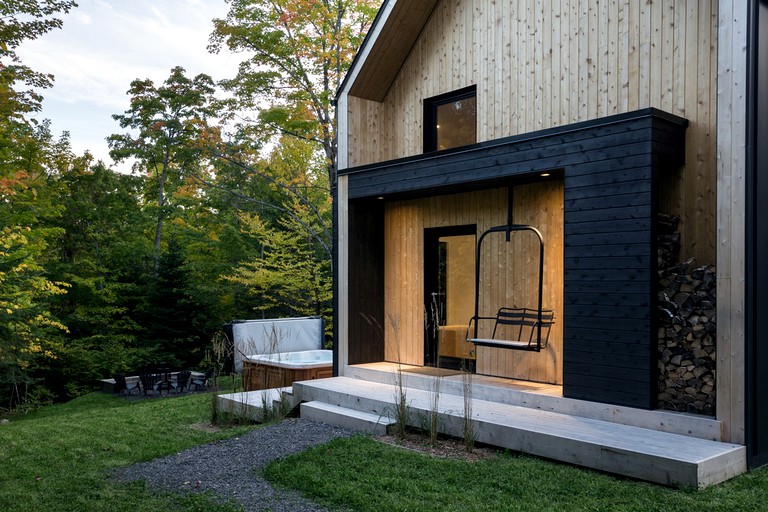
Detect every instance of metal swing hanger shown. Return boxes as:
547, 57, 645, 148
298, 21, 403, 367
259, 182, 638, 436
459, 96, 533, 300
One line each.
466, 188, 554, 352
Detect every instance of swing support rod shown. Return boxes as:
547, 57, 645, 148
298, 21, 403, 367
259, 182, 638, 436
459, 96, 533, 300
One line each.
472, 224, 545, 350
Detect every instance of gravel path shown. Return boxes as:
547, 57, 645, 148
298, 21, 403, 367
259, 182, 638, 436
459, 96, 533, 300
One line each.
111, 418, 354, 512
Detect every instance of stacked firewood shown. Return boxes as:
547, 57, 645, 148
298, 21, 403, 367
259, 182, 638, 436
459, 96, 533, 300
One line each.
658, 214, 682, 270
657, 256, 717, 416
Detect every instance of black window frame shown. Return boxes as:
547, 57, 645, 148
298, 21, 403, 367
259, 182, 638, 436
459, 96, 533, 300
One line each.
423, 85, 477, 153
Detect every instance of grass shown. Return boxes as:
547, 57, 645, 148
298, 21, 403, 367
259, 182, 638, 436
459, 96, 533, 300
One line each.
0, 389, 253, 512
265, 435, 768, 512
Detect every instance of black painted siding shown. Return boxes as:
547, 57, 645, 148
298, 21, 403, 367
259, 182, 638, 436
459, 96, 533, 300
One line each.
340, 108, 688, 409
746, 0, 768, 468
347, 201, 385, 364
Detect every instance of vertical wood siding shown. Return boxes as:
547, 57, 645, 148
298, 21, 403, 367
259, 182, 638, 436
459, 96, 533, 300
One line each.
383, 183, 565, 384
346, 0, 717, 265
715, 0, 747, 445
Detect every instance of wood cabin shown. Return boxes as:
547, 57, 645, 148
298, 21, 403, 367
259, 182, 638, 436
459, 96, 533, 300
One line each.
332, 0, 768, 472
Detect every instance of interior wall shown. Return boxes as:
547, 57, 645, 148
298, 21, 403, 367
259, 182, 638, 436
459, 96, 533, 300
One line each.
383, 182, 564, 384
347, 0, 717, 265
444, 235, 475, 325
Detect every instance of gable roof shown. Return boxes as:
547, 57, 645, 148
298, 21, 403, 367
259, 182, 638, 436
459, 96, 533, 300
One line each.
339, 0, 439, 102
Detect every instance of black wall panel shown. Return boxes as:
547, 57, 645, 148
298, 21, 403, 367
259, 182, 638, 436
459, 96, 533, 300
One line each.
347, 201, 386, 365
746, 0, 768, 468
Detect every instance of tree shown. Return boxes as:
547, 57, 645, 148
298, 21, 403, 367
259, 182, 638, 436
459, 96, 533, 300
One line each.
223, 137, 333, 332
108, 66, 220, 275
203, 1, 375, 334
0, 0, 77, 121
138, 236, 209, 369
209, 0, 378, 184
0, 0, 77, 407
46, 162, 153, 398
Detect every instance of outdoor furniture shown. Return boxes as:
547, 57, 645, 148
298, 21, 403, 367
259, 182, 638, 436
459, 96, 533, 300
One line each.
466, 224, 553, 352
139, 373, 161, 396
191, 367, 214, 391
154, 368, 174, 396
112, 373, 140, 396
172, 370, 191, 394
467, 307, 555, 351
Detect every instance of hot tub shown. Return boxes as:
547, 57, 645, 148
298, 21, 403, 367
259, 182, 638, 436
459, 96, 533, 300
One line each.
242, 350, 332, 390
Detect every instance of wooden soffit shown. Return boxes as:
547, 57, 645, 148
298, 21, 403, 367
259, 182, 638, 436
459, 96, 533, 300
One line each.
346, 0, 439, 102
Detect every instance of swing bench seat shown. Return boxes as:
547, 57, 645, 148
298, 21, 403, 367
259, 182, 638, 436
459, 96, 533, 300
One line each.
467, 307, 555, 352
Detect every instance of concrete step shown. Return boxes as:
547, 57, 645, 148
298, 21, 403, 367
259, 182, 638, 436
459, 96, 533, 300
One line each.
300, 400, 395, 435
293, 377, 746, 488
344, 363, 724, 442
216, 386, 296, 422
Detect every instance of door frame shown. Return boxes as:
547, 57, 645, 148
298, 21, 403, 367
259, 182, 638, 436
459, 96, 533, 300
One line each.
423, 224, 477, 367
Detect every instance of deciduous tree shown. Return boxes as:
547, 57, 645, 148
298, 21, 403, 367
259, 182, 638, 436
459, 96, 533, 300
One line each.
0, 0, 76, 407
108, 66, 220, 275
209, 0, 377, 183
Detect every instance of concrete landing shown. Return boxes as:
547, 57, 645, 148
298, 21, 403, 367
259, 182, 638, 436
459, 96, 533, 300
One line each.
292, 376, 746, 488
216, 387, 296, 422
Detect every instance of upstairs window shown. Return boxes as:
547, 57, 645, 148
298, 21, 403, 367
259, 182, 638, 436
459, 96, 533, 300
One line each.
424, 85, 477, 152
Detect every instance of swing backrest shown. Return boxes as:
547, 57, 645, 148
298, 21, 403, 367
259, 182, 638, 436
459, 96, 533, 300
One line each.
491, 307, 555, 349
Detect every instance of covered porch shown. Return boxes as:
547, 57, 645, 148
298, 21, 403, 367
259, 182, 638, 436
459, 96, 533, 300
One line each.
338, 108, 689, 409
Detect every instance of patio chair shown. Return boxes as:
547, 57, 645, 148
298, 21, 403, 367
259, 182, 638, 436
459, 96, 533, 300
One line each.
172, 370, 191, 394
191, 367, 214, 391
154, 368, 174, 396
113, 373, 140, 396
139, 373, 160, 396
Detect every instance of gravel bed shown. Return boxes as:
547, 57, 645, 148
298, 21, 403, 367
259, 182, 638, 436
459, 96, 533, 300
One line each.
111, 418, 355, 511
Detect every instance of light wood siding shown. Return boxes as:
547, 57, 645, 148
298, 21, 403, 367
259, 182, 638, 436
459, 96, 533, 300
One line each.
715, 0, 746, 445
383, 183, 564, 384
346, 0, 717, 265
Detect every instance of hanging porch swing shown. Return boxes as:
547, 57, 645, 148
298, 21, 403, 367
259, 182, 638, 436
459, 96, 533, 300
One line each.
466, 222, 555, 352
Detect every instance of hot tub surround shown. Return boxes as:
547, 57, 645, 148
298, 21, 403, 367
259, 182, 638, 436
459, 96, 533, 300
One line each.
242, 350, 333, 391
225, 317, 325, 374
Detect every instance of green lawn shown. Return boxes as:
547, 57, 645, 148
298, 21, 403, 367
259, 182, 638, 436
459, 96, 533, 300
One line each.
0, 391, 250, 512
265, 436, 768, 512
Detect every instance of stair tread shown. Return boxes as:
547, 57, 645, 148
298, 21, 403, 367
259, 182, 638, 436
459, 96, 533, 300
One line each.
302, 400, 395, 423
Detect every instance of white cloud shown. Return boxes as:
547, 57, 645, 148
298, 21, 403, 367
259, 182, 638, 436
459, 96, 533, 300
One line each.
15, 0, 239, 170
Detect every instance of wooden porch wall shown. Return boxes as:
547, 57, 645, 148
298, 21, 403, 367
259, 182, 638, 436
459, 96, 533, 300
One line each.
383, 183, 565, 384
346, 0, 717, 265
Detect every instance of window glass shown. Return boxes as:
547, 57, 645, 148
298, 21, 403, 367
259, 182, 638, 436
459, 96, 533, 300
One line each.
435, 95, 477, 151
424, 86, 476, 152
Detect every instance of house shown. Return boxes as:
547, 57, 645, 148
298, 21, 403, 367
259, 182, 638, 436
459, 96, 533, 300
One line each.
318, 0, 767, 485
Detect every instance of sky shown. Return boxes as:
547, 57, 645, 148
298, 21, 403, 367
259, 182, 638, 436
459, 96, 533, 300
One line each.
17, 0, 241, 171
